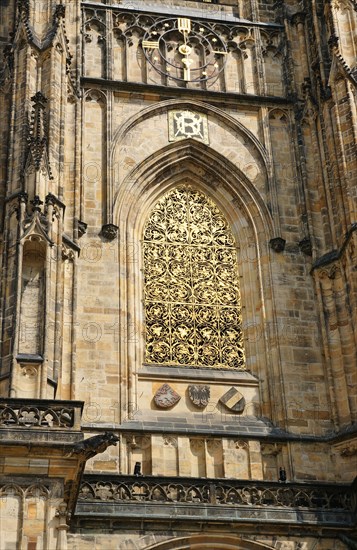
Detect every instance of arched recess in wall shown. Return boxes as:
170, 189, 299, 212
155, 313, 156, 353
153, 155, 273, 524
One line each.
112, 137, 285, 426
144, 534, 274, 550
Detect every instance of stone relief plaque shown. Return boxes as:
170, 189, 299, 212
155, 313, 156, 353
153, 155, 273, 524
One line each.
154, 383, 181, 409
219, 387, 245, 413
188, 384, 210, 408
168, 110, 209, 144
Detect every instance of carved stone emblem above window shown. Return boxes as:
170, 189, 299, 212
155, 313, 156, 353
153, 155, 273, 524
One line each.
219, 387, 245, 413
168, 110, 209, 144
188, 384, 210, 408
153, 383, 181, 409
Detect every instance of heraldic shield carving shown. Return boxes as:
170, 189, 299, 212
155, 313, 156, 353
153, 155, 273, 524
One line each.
219, 387, 245, 413
188, 385, 210, 409
154, 383, 181, 409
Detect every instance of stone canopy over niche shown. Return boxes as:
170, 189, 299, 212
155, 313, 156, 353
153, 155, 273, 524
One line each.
143, 185, 245, 370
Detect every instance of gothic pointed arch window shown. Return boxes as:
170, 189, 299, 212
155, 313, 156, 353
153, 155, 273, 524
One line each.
143, 186, 245, 370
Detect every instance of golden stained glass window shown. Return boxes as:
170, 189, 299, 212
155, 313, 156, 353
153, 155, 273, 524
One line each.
143, 186, 245, 370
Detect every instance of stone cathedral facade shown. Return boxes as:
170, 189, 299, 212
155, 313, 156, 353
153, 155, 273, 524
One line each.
0, 0, 356, 548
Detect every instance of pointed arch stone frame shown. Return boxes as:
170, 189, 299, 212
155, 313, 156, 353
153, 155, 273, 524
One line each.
111, 101, 287, 429
139, 533, 275, 550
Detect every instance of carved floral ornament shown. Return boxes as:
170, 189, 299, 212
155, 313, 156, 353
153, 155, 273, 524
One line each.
143, 186, 245, 370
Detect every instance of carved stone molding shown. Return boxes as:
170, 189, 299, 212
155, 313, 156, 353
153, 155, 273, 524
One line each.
78, 474, 355, 511
124, 433, 151, 450
163, 435, 178, 448
232, 439, 249, 450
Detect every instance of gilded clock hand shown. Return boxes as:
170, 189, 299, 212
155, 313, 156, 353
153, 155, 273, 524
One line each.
177, 18, 193, 81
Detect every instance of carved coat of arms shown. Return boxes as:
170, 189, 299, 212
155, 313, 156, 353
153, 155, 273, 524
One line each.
188, 385, 210, 409
154, 383, 181, 409
219, 387, 245, 413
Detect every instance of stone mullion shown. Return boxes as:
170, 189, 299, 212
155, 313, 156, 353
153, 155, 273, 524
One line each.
53, 209, 64, 392
309, 114, 335, 251
124, 224, 135, 420
293, 117, 316, 252
286, 111, 311, 244
333, 266, 357, 422
40, 236, 52, 397
310, 0, 328, 84
4, 47, 17, 196
344, 236, 357, 342
253, 28, 264, 97
319, 270, 351, 426
262, 107, 282, 237
9, 197, 26, 397
106, 9, 112, 81
57, 254, 69, 400
0, 203, 18, 393
69, 256, 78, 401
106, 91, 113, 225
329, 85, 352, 234
334, 79, 355, 225
72, 0, 83, 241
291, 13, 310, 87
346, 81, 357, 178
313, 272, 339, 429
8, 44, 32, 194
106, 11, 113, 225
320, 96, 348, 241
280, 10, 298, 99
57, 43, 68, 203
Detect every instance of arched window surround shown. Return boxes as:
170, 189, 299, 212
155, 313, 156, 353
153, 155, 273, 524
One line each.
113, 139, 285, 429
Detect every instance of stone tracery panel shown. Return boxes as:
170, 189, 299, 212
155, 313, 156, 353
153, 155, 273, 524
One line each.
143, 186, 245, 370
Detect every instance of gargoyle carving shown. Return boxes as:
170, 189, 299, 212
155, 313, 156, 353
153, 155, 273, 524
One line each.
68, 432, 119, 460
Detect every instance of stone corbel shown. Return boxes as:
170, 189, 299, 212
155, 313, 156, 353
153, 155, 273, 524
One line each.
299, 236, 312, 256
101, 223, 119, 241
269, 237, 286, 252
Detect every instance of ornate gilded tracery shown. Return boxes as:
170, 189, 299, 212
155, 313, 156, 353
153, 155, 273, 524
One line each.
143, 186, 245, 370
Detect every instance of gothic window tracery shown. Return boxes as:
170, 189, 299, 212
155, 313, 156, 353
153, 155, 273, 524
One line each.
143, 186, 245, 370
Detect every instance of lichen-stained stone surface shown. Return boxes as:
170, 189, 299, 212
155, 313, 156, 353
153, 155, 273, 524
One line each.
0, 0, 356, 548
